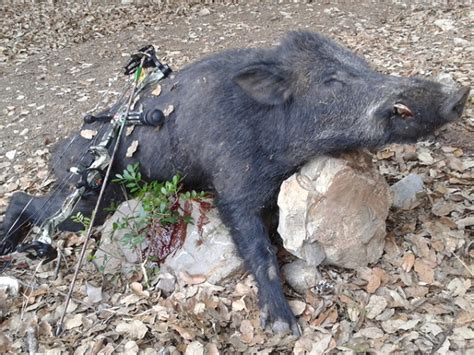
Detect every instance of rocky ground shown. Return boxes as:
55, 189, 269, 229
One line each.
0, 1, 472, 353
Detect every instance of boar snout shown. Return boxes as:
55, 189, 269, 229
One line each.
440, 86, 470, 122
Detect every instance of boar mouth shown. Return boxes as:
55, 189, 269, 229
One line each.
393, 103, 413, 118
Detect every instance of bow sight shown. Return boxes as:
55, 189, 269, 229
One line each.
6, 45, 172, 265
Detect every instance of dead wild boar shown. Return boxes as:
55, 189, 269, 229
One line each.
0, 31, 469, 335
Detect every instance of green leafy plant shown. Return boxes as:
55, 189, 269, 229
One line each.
72, 212, 91, 234
112, 163, 207, 258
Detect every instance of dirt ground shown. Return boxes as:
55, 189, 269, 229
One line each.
0, 1, 472, 354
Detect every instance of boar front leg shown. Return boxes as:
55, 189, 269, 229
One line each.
218, 202, 301, 335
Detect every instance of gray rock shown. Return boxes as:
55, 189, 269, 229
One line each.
155, 267, 176, 296
198, 8, 211, 16
95, 198, 243, 285
453, 37, 470, 47
391, 173, 424, 209
436, 73, 457, 88
161, 201, 243, 284
282, 259, 320, 294
433, 18, 455, 31
94, 199, 146, 275
278, 150, 392, 270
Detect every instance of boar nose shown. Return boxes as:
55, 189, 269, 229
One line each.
441, 86, 470, 121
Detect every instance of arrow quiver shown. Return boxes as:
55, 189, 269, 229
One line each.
15, 45, 172, 262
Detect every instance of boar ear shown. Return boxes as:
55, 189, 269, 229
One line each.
233, 63, 293, 105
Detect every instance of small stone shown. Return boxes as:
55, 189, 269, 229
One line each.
186, 341, 204, 355
5, 150, 16, 160
0, 276, 20, 296
282, 259, 320, 294
433, 19, 455, 31
198, 8, 211, 16
453, 37, 469, 46
155, 269, 176, 296
391, 173, 424, 209
436, 73, 457, 87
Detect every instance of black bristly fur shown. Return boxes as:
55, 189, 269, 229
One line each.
0, 31, 469, 335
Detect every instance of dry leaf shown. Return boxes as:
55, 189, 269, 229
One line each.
120, 293, 141, 305
366, 272, 381, 294
179, 271, 206, 285
126, 140, 139, 158
204, 343, 219, 355
420, 322, 443, 336
377, 148, 395, 160
357, 327, 384, 339
447, 156, 465, 171
193, 302, 206, 315
452, 326, 474, 341
115, 320, 148, 339
185, 341, 204, 355
432, 201, 456, 216
311, 334, 332, 354
381, 318, 420, 333
401, 252, 415, 272
312, 306, 338, 327
456, 216, 474, 228
126, 125, 135, 136
289, 300, 306, 316
452, 148, 463, 157
404, 286, 428, 298
232, 297, 247, 312
38, 320, 53, 337
152, 84, 162, 96
234, 281, 253, 296
170, 324, 195, 341
130, 282, 150, 297
80, 129, 97, 140
64, 314, 83, 330
366, 295, 388, 319
447, 278, 470, 297
240, 319, 254, 344
163, 104, 174, 117
294, 337, 313, 354
85, 282, 103, 303
417, 150, 434, 164
124, 341, 139, 353
414, 259, 435, 284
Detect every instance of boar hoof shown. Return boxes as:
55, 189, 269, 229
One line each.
260, 301, 301, 336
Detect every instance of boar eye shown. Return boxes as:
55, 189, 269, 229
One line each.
393, 103, 413, 118
322, 77, 346, 87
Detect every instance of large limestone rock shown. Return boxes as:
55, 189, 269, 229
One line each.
278, 150, 392, 270
162, 203, 243, 284
95, 199, 243, 285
